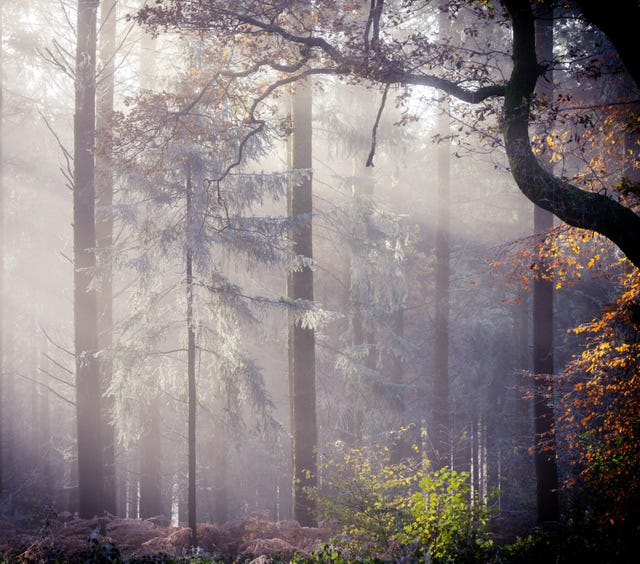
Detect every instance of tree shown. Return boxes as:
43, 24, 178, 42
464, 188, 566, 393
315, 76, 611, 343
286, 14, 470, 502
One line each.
0, 0, 4, 500
531, 5, 559, 524
74, 0, 104, 519
96, 0, 117, 516
287, 80, 318, 527
433, 5, 451, 470
136, 0, 640, 268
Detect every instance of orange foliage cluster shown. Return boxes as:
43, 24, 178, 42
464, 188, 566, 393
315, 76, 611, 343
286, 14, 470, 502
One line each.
560, 267, 640, 526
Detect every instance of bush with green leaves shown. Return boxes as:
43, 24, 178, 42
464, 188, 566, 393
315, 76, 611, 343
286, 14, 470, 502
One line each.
312, 432, 495, 562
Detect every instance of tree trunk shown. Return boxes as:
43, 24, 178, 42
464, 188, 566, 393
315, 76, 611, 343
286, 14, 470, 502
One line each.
74, 0, 103, 518
137, 28, 164, 523
139, 395, 163, 518
287, 80, 317, 527
433, 4, 451, 469
212, 420, 228, 524
186, 164, 197, 543
502, 0, 640, 269
97, 0, 117, 516
532, 9, 560, 524
0, 0, 4, 500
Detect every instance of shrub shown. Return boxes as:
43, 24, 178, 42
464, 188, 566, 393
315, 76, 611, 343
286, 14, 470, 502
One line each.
312, 432, 495, 562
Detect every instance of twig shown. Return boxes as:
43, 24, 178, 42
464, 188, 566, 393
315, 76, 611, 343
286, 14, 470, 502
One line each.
15, 370, 75, 407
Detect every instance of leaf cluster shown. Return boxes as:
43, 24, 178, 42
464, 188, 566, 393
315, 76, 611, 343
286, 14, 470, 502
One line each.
311, 433, 494, 562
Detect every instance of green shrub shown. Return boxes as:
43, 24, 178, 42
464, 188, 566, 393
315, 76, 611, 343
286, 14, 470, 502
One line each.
312, 432, 495, 562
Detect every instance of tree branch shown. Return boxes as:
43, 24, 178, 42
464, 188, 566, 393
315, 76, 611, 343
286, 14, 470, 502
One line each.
502, 0, 640, 269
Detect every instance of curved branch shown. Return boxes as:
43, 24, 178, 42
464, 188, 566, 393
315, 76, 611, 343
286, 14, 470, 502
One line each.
502, 0, 640, 269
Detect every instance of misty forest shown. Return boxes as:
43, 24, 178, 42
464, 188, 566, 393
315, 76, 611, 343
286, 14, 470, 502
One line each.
1, 1, 640, 562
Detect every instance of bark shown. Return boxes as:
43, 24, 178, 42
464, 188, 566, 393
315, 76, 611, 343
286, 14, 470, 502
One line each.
186, 164, 197, 544
74, 0, 104, 519
97, 0, 117, 516
433, 77, 451, 469
137, 27, 164, 524
212, 421, 228, 524
0, 0, 4, 498
502, 0, 640, 270
287, 80, 318, 527
139, 396, 163, 519
530, 8, 560, 524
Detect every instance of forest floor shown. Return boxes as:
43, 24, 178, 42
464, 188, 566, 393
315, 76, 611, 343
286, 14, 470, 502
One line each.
0, 512, 330, 562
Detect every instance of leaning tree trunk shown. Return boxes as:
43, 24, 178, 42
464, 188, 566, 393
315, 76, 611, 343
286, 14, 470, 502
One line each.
287, 80, 318, 527
97, 0, 117, 516
74, 0, 104, 519
531, 8, 559, 524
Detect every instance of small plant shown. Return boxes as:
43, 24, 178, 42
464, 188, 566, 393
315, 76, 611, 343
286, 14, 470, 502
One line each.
312, 431, 495, 562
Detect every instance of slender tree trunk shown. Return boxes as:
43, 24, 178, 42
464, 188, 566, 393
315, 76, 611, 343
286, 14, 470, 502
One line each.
186, 164, 197, 543
0, 0, 4, 499
433, 6, 451, 467
139, 396, 163, 518
532, 9, 560, 524
74, 0, 103, 519
97, 0, 117, 516
212, 419, 228, 524
348, 161, 374, 442
288, 80, 317, 527
137, 30, 164, 521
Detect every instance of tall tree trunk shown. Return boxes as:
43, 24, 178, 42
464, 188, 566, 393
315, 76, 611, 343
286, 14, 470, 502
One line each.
288, 80, 317, 527
433, 4, 451, 469
348, 160, 374, 443
139, 396, 163, 518
0, 0, 4, 500
186, 164, 197, 543
212, 417, 228, 524
74, 0, 103, 519
97, 0, 117, 516
532, 9, 560, 524
137, 29, 164, 522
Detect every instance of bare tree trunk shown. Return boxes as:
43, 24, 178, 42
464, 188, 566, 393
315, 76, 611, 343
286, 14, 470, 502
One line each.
288, 80, 317, 527
139, 396, 163, 518
136, 27, 164, 522
0, 0, 4, 500
532, 9, 559, 524
74, 0, 103, 519
433, 5, 451, 468
97, 0, 117, 516
212, 419, 228, 524
186, 164, 197, 543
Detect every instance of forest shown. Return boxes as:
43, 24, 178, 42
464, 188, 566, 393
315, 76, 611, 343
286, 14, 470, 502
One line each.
0, 0, 639, 562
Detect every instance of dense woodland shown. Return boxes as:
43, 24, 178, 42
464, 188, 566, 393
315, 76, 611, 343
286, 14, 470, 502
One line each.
1, 1, 640, 562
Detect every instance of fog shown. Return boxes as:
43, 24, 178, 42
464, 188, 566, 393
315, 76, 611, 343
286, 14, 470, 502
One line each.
0, 1, 635, 560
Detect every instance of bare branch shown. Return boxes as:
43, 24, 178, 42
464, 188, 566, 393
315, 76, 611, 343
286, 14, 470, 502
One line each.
366, 83, 390, 167
15, 370, 76, 407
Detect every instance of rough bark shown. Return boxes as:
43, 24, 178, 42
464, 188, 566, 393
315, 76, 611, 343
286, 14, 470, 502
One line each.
74, 0, 104, 519
97, 0, 117, 516
287, 80, 317, 527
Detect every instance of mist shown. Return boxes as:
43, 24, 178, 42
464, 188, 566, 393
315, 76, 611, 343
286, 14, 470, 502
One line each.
0, 1, 638, 562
